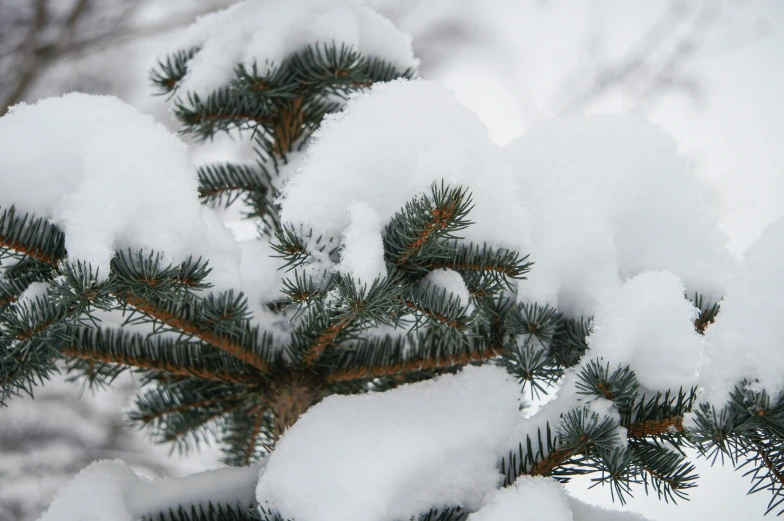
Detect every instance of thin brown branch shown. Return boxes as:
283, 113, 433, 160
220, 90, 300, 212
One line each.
61, 345, 258, 386
626, 417, 684, 438
526, 415, 685, 477
121, 294, 270, 373
138, 396, 241, 423
0, 295, 18, 307
326, 346, 501, 383
271, 98, 305, 156
529, 448, 580, 476
403, 299, 467, 329
752, 437, 784, 488
0, 234, 60, 266
244, 407, 266, 466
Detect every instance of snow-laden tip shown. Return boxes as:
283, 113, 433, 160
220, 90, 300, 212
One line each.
256, 365, 523, 521
0, 93, 239, 285
701, 217, 784, 405
171, 0, 418, 96
38, 460, 262, 521
587, 270, 702, 392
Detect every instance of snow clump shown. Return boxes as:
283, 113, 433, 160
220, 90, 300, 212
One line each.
700, 217, 784, 405
586, 270, 703, 392
279, 79, 530, 274
0, 93, 239, 285
505, 115, 736, 317
256, 365, 523, 521
171, 0, 418, 97
38, 460, 261, 521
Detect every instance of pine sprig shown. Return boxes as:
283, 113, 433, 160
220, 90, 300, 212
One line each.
0, 205, 66, 266
384, 183, 474, 269
143, 501, 257, 521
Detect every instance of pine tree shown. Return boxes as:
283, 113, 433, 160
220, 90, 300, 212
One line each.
1, 2, 783, 520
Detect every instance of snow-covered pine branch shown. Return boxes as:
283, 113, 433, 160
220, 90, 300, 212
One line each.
0, 1, 782, 520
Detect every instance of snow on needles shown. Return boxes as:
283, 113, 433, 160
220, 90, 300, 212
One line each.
256, 365, 523, 521
587, 271, 702, 392
279, 79, 530, 267
38, 460, 261, 521
335, 201, 386, 284
468, 475, 651, 521
700, 218, 784, 405
171, 0, 418, 97
468, 476, 573, 521
0, 94, 239, 286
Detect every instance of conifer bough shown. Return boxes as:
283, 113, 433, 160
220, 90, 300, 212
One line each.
0, 1, 782, 520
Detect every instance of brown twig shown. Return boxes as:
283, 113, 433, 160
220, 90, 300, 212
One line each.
61, 345, 258, 386
326, 346, 500, 383
121, 294, 270, 373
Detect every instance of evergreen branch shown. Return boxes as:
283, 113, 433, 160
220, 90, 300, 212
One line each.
415, 507, 466, 521
301, 314, 356, 367
295, 275, 401, 366
119, 294, 271, 373
150, 47, 199, 95
325, 343, 500, 383
427, 244, 532, 281
404, 297, 460, 327
271, 226, 336, 271
60, 327, 261, 386
384, 183, 473, 269
142, 501, 257, 521
0, 206, 65, 266
198, 163, 270, 202
691, 292, 721, 334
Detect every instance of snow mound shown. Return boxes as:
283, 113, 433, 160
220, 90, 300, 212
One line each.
505, 115, 735, 317
421, 268, 471, 306
279, 79, 530, 269
468, 476, 573, 521
701, 217, 784, 405
566, 496, 650, 521
38, 460, 261, 521
0, 93, 239, 286
172, 0, 418, 96
255, 365, 523, 521
335, 201, 386, 284
587, 271, 702, 392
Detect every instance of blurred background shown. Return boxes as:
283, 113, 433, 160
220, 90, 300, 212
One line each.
1, 1, 782, 519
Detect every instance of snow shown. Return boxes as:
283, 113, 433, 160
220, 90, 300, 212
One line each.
38, 460, 262, 521
420, 268, 471, 306
279, 79, 529, 266
505, 115, 736, 317
586, 271, 702, 392
171, 0, 418, 97
255, 365, 523, 521
567, 496, 650, 521
16, 282, 51, 305
699, 217, 784, 405
335, 201, 387, 284
468, 476, 574, 521
0, 93, 239, 288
